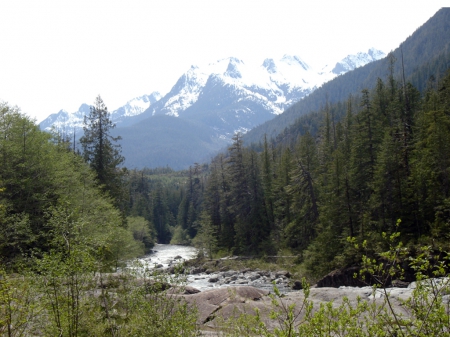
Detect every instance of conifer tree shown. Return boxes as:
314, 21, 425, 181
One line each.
80, 95, 125, 208
273, 147, 294, 240
285, 132, 319, 251
261, 135, 275, 229
227, 133, 250, 252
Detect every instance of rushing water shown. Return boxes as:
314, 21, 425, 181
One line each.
135, 243, 198, 269
132, 244, 291, 292
132, 244, 215, 290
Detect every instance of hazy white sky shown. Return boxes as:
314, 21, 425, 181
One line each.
0, 1, 447, 123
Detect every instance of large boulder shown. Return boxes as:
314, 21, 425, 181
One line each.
176, 286, 269, 324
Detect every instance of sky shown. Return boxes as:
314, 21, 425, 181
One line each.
0, 1, 447, 123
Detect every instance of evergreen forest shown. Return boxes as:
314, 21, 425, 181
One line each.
140, 61, 450, 278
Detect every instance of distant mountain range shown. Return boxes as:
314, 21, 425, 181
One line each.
39, 92, 162, 135
40, 49, 384, 169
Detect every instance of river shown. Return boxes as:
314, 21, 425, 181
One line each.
132, 244, 292, 292
135, 243, 199, 269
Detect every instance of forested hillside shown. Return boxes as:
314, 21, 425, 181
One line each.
114, 62, 450, 280
0, 103, 155, 270
243, 8, 450, 145
272, 50, 450, 149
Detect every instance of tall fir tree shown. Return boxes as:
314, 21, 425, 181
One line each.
80, 96, 125, 209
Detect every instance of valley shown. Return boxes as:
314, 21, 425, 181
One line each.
1, 6, 450, 336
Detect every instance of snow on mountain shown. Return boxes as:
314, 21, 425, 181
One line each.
331, 48, 386, 75
132, 49, 385, 141
39, 103, 90, 136
150, 55, 318, 121
40, 92, 161, 134
112, 92, 162, 123
40, 48, 385, 142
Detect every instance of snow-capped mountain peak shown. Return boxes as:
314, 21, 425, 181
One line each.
332, 48, 386, 75
280, 54, 309, 71
113, 92, 162, 122
368, 47, 385, 60
262, 58, 277, 74
225, 58, 243, 79
40, 92, 161, 134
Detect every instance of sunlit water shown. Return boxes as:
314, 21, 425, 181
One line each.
131, 244, 214, 290
130, 244, 290, 292
134, 243, 198, 269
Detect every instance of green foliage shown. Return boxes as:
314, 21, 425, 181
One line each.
0, 103, 143, 270
170, 225, 191, 245
0, 269, 40, 337
36, 249, 95, 336
1, 262, 200, 336
126, 216, 155, 254
192, 211, 218, 259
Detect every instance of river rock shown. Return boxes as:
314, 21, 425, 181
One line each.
176, 286, 269, 324
222, 270, 237, 277
208, 276, 220, 283
247, 272, 261, 281
191, 267, 206, 274
174, 284, 418, 333
276, 270, 291, 278
236, 279, 249, 284
166, 286, 201, 295
390, 279, 410, 288
292, 280, 303, 290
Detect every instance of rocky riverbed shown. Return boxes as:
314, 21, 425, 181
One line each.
129, 245, 449, 334
185, 266, 293, 292
135, 244, 295, 292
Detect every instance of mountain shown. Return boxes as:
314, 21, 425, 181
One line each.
39, 103, 91, 137
112, 115, 228, 169
40, 49, 385, 169
243, 8, 450, 145
330, 48, 386, 75
125, 51, 383, 141
111, 50, 384, 169
39, 92, 162, 136
110, 93, 162, 127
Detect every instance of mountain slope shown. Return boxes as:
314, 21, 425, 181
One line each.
243, 8, 450, 145
111, 115, 228, 169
